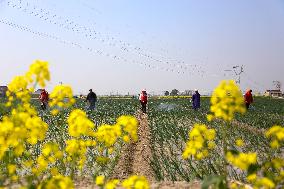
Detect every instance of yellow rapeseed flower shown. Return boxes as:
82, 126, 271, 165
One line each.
122, 175, 149, 189
0, 108, 48, 159
6, 76, 30, 105
8, 76, 28, 93
95, 175, 105, 186
95, 124, 121, 147
67, 109, 95, 137
49, 85, 75, 114
41, 143, 63, 160
7, 164, 16, 175
247, 173, 257, 182
271, 158, 284, 169
65, 139, 87, 156
123, 135, 130, 143
65, 139, 88, 168
265, 125, 284, 149
38, 175, 74, 189
255, 177, 275, 189
26, 60, 50, 87
208, 80, 246, 122
117, 115, 138, 142
226, 151, 257, 170
183, 124, 216, 160
50, 167, 59, 176
105, 179, 120, 189
236, 138, 244, 147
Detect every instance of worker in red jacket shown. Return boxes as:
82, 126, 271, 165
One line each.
139, 89, 148, 113
39, 89, 49, 110
244, 89, 253, 109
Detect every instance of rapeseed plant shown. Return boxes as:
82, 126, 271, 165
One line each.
0, 60, 145, 188
182, 123, 216, 160
67, 109, 95, 137
26, 60, 50, 87
122, 175, 150, 189
265, 125, 284, 149
49, 85, 76, 115
207, 80, 246, 122
188, 80, 284, 189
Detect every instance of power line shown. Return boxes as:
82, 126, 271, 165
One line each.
242, 71, 266, 91
0, 18, 191, 74
5, 0, 206, 75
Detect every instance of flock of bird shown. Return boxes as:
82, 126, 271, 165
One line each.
1, 0, 209, 76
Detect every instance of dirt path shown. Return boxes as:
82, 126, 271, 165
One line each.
76, 111, 202, 188
111, 111, 155, 181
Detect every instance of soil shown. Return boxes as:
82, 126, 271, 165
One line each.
75, 180, 201, 189
111, 110, 155, 181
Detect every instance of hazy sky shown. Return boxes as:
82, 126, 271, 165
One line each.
1, 0, 284, 95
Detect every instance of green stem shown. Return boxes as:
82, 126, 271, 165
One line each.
221, 122, 229, 187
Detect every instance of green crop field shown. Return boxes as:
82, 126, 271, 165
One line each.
1, 94, 283, 188
147, 97, 284, 181
3, 97, 283, 174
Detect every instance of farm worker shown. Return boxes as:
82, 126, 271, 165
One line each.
39, 89, 49, 110
244, 89, 253, 109
86, 89, 97, 110
139, 89, 148, 113
192, 89, 200, 110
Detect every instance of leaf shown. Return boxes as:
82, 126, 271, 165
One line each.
247, 164, 259, 175
202, 175, 228, 189
228, 149, 239, 155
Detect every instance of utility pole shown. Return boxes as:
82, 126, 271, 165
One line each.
224, 65, 244, 84
232, 65, 244, 84
273, 81, 281, 90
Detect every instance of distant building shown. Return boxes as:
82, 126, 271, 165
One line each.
264, 89, 283, 97
0, 86, 8, 97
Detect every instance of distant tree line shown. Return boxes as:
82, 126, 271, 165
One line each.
164, 89, 179, 96
164, 89, 194, 96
